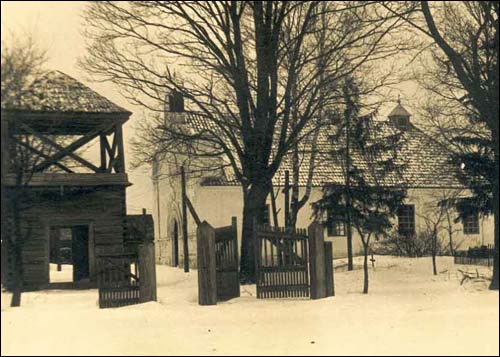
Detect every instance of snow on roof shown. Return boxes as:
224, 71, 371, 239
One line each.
3, 70, 130, 115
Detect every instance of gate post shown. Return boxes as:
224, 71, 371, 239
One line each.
308, 222, 326, 299
138, 241, 157, 303
197, 221, 217, 305
324, 241, 334, 297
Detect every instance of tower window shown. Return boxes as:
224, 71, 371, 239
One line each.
168, 90, 184, 112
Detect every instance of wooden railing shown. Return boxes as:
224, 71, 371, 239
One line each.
454, 245, 495, 267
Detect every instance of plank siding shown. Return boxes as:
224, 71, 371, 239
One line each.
3, 185, 127, 288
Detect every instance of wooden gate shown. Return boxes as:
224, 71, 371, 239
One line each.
254, 225, 310, 299
197, 217, 240, 305
97, 253, 140, 308
97, 242, 157, 308
214, 217, 240, 301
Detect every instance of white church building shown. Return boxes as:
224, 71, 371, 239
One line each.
152, 100, 494, 267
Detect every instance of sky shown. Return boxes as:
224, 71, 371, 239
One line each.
1, 1, 154, 215
1, 1, 423, 215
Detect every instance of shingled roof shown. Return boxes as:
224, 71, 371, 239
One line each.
2, 70, 130, 115
388, 102, 412, 118
172, 111, 463, 189
269, 121, 463, 189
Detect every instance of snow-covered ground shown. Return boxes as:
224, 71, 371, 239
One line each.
1, 256, 499, 356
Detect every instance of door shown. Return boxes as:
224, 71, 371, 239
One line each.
72, 225, 89, 281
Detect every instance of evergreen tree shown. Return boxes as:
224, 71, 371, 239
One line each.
314, 80, 407, 294
451, 135, 495, 219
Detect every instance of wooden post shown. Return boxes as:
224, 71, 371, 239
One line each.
324, 241, 334, 297
115, 124, 126, 173
308, 221, 326, 299
138, 241, 157, 303
56, 230, 62, 272
283, 170, 290, 227
142, 208, 148, 241
197, 221, 217, 305
185, 196, 201, 226
181, 166, 190, 272
99, 134, 107, 172
232, 216, 240, 298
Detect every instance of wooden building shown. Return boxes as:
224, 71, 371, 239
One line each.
1, 71, 132, 288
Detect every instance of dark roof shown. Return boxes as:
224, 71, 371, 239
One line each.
3, 70, 130, 115
388, 102, 411, 118
173, 112, 463, 189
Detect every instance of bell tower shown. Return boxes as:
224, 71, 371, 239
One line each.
388, 96, 412, 130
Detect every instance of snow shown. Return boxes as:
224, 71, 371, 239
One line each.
2, 256, 499, 356
49, 264, 73, 283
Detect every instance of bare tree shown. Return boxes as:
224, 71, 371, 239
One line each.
1, 33, 49, 306
384, 1, 499, 290
81, 1, 408, 281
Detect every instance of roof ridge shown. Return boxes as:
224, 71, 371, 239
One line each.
7, 69, 131, 115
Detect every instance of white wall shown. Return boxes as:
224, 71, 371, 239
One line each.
152, 165, 495, 265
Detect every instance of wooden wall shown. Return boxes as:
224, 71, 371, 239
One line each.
2, 185, 127, 288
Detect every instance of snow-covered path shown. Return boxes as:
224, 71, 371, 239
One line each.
2, 257, 499, 356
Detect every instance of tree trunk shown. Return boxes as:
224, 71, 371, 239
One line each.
432, 229, 438, 276
446, 211, 454, 256
10, 195, 23, 307
346, 223, 354, 271
490, 140, 499, 290
240, 181, 270, 283
344, 83, 354, 272
362, 242, 369, 294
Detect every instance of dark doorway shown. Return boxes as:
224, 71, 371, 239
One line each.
72, 225, 90, 282
49, 225, 90, 284
172, 220, 179, 267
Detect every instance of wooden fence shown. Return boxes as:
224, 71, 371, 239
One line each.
97, 241, 157, 308
254, 222, 334, 300
97, 253, 140, 308
197, 217, 240, 305
454, 245, 495, 267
